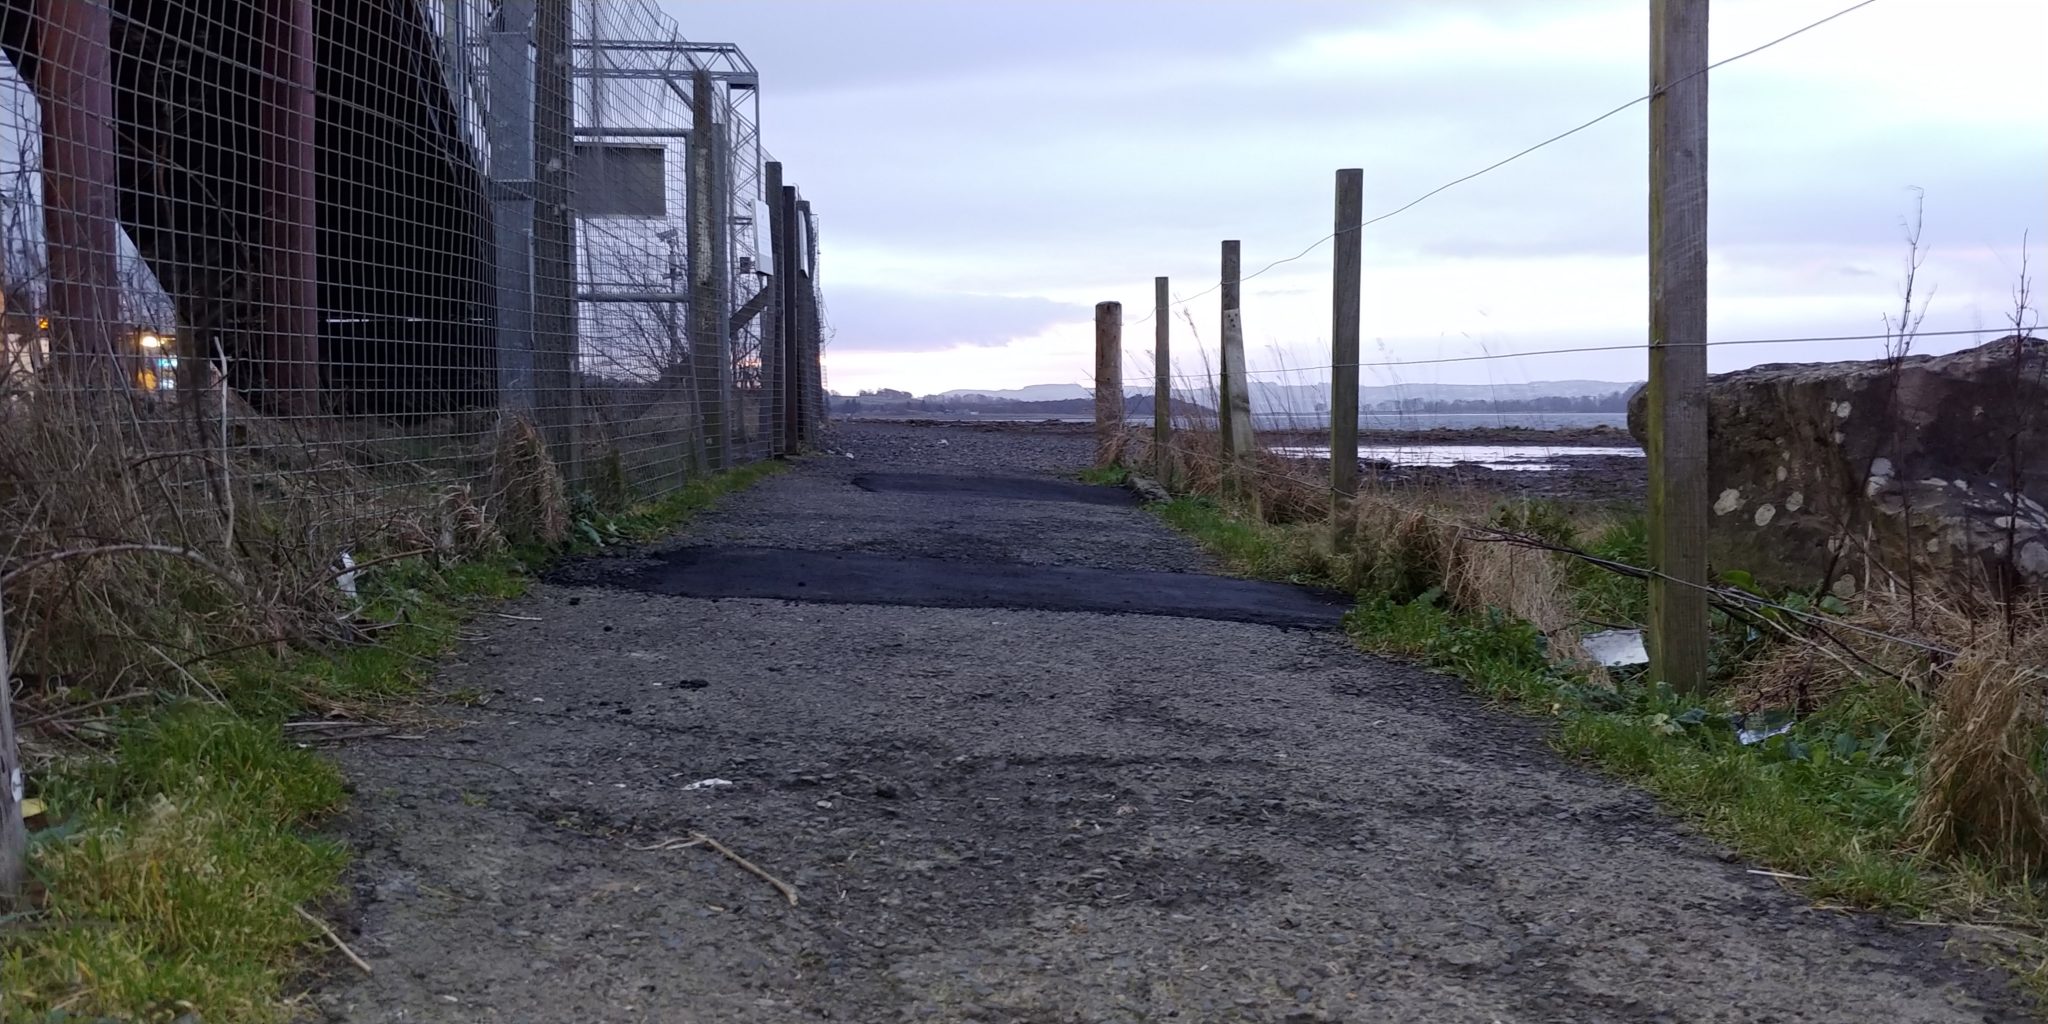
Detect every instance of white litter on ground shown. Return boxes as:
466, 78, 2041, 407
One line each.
335, 550, 358, 600
1738, 720, 1794, 745
1581, 628, 1648, 666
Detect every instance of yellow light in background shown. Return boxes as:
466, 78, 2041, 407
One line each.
139, 333, 163, 350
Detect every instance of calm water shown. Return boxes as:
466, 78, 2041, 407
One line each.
1270, 444, 1645, 472
1153, 412, 1631, 431
852, 411, 1633, 431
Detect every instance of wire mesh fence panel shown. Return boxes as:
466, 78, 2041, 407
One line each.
0, 0, 820, 692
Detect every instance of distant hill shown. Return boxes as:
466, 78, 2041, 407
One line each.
883, 379, 1644, 416
939, 383, 1093, 402
834, 379, 1642, 419
1132, 379, 1639, 417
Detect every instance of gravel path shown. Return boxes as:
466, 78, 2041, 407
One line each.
314, 422, 2028, 1023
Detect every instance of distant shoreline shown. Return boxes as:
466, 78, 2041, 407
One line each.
834, 414, 1640, 449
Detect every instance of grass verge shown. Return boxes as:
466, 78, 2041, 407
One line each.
1151, 490, 2048, 1000
1077, 465, 1129, 487
1, 461, 783, 1021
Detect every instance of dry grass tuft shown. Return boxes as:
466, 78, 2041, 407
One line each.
1736, 578, 2048, 873
1443, 533, 1585, 656
1908, 650, 2048, 871
488, 414, 569, 547
1096, 424, 1137, 470
0, 368, 529, 716
439, 482, 506, 559
1738, 584, 2048, 712
1, 387, 342, 700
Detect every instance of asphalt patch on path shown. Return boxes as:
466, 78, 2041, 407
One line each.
852, 471, 1135, 506
605, 545, 1350, 628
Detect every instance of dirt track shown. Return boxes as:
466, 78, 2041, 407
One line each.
314, 422, 2027, 1023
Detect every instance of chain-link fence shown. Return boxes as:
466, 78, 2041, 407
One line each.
0, 0, 825, 689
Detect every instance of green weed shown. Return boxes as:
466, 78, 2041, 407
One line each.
1078, 465, 1130, 487
4, 461, 784, 1022
4, 709, 347, 1021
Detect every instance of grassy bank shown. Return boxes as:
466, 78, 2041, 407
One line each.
1145, 486, 2048, 997
2, 461, 782, 1021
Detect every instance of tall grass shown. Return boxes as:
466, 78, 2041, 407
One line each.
0, 353, 784, 1019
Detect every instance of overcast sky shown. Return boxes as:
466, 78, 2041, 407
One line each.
667, 0, 2046, 396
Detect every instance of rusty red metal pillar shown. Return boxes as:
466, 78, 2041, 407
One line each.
261, 0, 322, 414
35, 0, 122, 382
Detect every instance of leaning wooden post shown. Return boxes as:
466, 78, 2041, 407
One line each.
1647, 0, 1711, 694
1153, 276, 1172, 483
1331, 168, 1363, 506
1094, 302, 1123, 467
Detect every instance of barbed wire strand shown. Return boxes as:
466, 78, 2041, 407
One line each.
1120, 0, 1885, 329
1137, 433, 1962, 658
1127, 326, 2029, 386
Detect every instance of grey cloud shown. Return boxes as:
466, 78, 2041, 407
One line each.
825, 286, 1089, 352
664, 2, 1567, 95
654, 0, 2043, 387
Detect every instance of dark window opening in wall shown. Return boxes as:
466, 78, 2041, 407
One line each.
574, 143, 666, 218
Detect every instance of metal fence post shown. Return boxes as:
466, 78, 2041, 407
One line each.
488, 0, 537, 415
260, 0, 320, 417
34, 0, 123, 381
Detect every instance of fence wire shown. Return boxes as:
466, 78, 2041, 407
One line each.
0, 0, 823, 514
0, 0, 827, 694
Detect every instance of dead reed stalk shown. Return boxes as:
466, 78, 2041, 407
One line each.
1908, 650, 2048, 871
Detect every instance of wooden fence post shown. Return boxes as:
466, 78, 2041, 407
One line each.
1219, 241, 1241, 460
1094, 301, 1123, 467
1153, 276, 1171, 481
687, 68, 726, 472
1331, 168, 1363, 505
1219, 314, 1255, 459
763, 161, 786, 454
777, 184, 801, 451
1218, 266, 1256, 490
798, 199, 823, 442
1647, 0, 1711, 694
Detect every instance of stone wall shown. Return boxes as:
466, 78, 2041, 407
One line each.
1627, 336, 2046, 596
